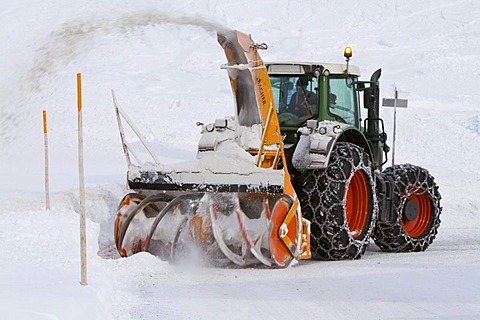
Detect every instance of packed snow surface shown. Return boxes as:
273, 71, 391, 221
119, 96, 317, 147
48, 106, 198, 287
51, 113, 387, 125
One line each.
1, 0, 479, 319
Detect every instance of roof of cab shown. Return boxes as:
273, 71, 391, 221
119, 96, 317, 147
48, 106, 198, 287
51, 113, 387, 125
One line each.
266, 62, 361, 76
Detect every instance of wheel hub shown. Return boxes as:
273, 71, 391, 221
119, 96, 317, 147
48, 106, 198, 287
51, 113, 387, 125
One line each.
403, 199, 419, 221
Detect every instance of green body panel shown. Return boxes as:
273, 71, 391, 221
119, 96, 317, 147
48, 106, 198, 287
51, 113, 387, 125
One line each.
317, 74, 337, 123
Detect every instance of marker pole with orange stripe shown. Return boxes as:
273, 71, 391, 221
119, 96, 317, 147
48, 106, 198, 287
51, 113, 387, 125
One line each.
43, 110, 50, 210
77, 73, 87, 286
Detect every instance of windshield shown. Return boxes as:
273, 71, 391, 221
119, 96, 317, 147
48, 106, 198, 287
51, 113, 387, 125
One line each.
270, 75, 318, 126
328, 77, 358, 127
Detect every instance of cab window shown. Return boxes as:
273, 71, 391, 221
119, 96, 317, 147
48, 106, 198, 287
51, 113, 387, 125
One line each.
328, 77, 358, 127
270, 75, 318, 126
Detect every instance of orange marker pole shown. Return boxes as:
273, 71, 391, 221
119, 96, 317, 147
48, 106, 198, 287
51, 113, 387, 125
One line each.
43, 110, 50, 210
77, 73, 87, 286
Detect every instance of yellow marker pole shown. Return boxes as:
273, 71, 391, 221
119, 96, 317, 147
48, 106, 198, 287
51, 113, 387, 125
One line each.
77, 73, 87, 286
43, 110, 50, 210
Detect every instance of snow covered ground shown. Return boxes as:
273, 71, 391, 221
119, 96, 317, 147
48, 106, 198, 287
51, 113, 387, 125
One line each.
1, 0, 479, 319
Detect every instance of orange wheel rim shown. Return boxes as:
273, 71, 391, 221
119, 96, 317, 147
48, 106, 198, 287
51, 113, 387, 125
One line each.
403, 187, 431, 238
345, 170, 369, 238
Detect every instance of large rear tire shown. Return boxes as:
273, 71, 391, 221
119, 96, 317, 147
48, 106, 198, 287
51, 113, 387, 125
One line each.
296, 142, 377, 260
373, 164, 441, 252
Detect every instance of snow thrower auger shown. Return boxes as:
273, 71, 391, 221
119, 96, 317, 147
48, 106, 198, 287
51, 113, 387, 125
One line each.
113, 30, 311, 267
114, 29, 442, 266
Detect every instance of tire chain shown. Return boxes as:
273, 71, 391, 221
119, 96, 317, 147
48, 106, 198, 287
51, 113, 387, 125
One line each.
373, 164, 442, 252
296, 142, 377, 260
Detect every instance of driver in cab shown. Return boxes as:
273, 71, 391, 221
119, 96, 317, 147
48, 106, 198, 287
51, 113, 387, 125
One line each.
287, 79, 316, 116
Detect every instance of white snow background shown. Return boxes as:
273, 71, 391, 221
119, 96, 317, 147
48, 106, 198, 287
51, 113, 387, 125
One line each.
1, 0, 479, 319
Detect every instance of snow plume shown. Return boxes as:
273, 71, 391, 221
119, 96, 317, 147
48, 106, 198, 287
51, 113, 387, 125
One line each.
0, 103, 21, 153
25, 11, 231, 94
0, 11, 232, 152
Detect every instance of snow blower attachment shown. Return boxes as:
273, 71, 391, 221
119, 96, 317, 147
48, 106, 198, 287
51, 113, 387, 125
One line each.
114, 30, 311, 267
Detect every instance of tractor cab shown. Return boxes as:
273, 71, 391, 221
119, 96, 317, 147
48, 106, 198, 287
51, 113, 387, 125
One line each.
267, 62, 364, 172
267, 62, 361, 130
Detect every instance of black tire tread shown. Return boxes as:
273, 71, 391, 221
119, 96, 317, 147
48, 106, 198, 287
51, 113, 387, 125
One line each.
373, 164, 442, 252
296, 142, 377, 260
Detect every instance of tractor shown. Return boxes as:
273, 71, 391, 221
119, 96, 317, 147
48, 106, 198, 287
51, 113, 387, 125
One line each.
113, 30, 441, 266
267, 54, 441, 260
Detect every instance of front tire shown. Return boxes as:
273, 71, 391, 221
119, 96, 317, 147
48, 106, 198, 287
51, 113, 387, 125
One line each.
296, 142, 377, 260
373, 164, 442, 252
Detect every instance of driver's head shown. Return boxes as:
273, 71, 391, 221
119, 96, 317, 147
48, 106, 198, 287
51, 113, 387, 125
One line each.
296, 78, 307, 90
